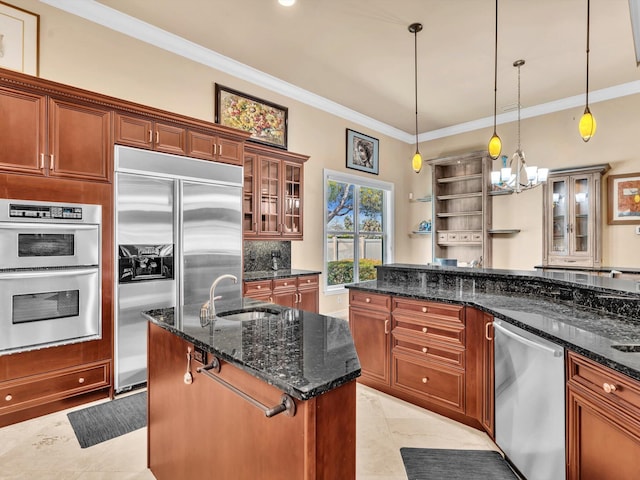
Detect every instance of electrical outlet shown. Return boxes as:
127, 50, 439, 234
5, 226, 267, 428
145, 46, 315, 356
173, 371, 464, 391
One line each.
636, 226, 640, 235
271, 250, 281, 258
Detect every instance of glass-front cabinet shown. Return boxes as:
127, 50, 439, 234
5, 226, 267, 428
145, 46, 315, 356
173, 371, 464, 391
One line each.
243, 143, 308, 240
543, 164, 609, 268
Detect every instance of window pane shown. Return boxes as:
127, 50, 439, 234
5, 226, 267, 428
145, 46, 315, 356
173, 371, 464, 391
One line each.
326, 234, 355, 286
327, 181, 354, 232
358, 234, 382, 282
358, 187, 383, 232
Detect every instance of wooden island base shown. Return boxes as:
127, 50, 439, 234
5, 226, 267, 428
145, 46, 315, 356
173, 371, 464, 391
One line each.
148, 322, 356, 480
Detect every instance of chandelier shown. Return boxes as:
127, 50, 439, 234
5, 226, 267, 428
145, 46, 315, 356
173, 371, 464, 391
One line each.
490, 59, 548, 194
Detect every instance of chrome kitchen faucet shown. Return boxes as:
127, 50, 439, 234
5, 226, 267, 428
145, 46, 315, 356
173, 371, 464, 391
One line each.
200, 274, 238, 327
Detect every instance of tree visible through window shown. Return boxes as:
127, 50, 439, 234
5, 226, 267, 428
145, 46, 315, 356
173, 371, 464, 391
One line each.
325, 170, 393, 290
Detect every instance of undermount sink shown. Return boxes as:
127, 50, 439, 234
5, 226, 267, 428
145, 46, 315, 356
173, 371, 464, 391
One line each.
216, 307, 281, 322
611, 344, 640, 353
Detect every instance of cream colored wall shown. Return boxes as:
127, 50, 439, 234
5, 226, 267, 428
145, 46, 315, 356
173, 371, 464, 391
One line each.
13, 0, 640, 316
15, 0, 413, 315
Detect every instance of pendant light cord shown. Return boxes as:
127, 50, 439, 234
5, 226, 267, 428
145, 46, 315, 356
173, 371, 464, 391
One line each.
414, 26, 419, 152
585, 0, 591, 108
493, 0, 498, 132
517, 62, 521, 152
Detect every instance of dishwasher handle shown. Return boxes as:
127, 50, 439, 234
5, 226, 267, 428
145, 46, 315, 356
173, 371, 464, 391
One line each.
493, 321, 563, 357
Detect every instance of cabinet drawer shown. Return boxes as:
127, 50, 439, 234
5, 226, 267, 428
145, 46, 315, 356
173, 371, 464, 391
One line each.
0, 362, 110, 414
471, 232, 483, 242
393, 331, 464, 368
243, 280, 272, 295
392, 354, 464, 412
447, 233, 459, 242
273, 277, 297, 291
459, 232, 471, 242
437, 233, 447, 242
392, 298, 464, 324
349, 291, 391, 311
393, 316, 465, 346
297, 275, 319, 289
568, 352, 640, 415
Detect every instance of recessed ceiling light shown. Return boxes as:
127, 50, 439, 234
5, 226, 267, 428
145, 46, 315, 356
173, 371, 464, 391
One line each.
278, 0, 296, 6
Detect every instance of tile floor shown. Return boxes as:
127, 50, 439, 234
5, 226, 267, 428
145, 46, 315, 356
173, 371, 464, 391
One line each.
0, 384, 498, 479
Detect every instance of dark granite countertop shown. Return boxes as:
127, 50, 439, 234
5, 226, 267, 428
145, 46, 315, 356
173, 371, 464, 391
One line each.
348, 266, 640, 382
142, 298, 360, 401
243, 269, 321, 282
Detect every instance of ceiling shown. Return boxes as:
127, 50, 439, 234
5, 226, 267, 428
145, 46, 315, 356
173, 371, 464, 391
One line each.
43, 0, 640, 143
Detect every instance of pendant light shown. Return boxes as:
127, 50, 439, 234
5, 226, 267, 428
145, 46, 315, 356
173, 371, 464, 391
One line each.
488, 0, 502, 159
409, 22, 423, 174
579, 0, 596, 141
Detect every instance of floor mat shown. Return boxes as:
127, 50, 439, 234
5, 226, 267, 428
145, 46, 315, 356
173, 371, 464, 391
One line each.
67, 391, 146, 448
400, 448, 519, 480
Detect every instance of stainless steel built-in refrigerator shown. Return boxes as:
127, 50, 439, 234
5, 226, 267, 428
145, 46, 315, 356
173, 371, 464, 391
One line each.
114, 146, 242, 392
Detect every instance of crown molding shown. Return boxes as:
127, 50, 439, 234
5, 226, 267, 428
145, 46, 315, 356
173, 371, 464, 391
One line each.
41, 0, 640, 145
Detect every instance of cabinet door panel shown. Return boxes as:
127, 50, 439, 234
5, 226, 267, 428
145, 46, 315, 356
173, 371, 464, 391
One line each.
217, 137, 243, 165
259, 157, 281, 236
298, 288, 319, 313
187, 131, 216, 161
154, 122, 186, 156
349, 306, 390, 386
115, 113, 153, 149
49, 99, 112, 182
0, 87, 46, 176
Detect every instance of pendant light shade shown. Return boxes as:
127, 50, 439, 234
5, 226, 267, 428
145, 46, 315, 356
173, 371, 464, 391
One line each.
488, 0, 501, 160
409, 22, 423, 174
580, 0, 597, 141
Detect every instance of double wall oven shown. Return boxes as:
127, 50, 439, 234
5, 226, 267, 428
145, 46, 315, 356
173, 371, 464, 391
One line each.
0, 199, 102, 355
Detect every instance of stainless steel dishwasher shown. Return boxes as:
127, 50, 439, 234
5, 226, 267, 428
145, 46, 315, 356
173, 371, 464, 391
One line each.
494, 318, 565, 480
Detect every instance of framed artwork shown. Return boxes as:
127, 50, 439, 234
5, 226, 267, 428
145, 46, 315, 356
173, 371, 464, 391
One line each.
607, 172, 640, 224
346, 128, 379, 175
214, 84, 288, 149
0, 1, 39, 76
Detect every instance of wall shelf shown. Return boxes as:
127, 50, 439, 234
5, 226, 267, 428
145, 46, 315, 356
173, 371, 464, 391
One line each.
488, 229, 521, 235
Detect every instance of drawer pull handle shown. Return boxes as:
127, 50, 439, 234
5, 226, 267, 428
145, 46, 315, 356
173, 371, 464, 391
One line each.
365, 298, 371, 303
4, 394, 12, 402
603, 382, 617, 393
422, 377, 428, 384
78, 377, 85, 384
422, 327, 428, 333
422, 347, 428, 353
485, 322, 493, 341
384, 320, 390, 335
422, 307, 427, 313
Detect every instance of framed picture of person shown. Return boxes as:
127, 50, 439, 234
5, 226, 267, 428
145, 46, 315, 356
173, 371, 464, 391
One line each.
346, 129, 379, 175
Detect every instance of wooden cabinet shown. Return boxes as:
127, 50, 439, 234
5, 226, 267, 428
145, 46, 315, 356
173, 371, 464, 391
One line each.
243, 143, 308, 240
0, 86, 112, 182
567, 351, 640, 479
543, 164, 609, 268
391, 298, 466, 413
148, 322, 356, 480
187, 130, 243, 165
348, 291, 392, 387
243, 275, 319, 313
428, 150, 492, 266
115, 113, 186, 155
466, 307, 494, 438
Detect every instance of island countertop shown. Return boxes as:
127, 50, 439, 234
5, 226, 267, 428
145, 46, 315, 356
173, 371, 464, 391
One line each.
142, 298, 360, 401
348, 264, 640, 382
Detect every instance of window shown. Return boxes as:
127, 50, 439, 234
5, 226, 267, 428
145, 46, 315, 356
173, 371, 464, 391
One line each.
324, 169, 394, 292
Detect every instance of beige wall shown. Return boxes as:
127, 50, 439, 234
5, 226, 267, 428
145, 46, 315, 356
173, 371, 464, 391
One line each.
13, 0, 640, 315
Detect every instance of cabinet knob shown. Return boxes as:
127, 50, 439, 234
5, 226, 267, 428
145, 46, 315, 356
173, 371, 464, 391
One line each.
422, 327, 428, 333
365, 297, 371, 303
78, 377, 85, 384
284, 282, 288, 286
307, 279, 311, 283
257, 285, 261, 289
603, 382, 617, 393
4, 394, 12, 402
422, 377, 428, 384
422, 307, 427, 313
422, 347, 428, 353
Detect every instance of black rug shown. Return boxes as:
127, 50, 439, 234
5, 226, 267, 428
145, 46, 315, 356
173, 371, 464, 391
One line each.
67, 391, 147, 448
400, 448, 519, 480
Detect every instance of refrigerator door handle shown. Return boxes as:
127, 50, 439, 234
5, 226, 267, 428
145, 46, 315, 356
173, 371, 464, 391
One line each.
494, 321, 563, 357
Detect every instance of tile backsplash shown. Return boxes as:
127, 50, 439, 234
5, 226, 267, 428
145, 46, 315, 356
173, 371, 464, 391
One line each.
243, 241, 291, 272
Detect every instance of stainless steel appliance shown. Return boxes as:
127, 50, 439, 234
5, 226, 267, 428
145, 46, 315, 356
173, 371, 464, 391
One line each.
494, 318, 565, 480
115, 145, 242, 392
0, 199, 102, 355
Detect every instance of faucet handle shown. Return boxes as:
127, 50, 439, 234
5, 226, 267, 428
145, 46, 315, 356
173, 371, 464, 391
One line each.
200, 301, 211, 327
213, 295, 222, 302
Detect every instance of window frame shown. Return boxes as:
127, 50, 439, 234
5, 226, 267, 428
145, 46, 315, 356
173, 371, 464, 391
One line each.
323, 168, 394, 294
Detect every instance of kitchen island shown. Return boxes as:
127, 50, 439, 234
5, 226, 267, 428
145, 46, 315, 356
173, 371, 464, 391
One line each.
348, 263, 640, 480
143, 299, 360, 480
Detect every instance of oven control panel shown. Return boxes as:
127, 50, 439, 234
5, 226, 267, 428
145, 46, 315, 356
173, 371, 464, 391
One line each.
9, 203, 83, 220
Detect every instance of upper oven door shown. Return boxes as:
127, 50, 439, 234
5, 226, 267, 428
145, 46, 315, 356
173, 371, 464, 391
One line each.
0, 222, 99, 269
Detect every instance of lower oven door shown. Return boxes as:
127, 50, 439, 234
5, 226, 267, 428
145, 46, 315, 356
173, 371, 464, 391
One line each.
0, 267, 101, 355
